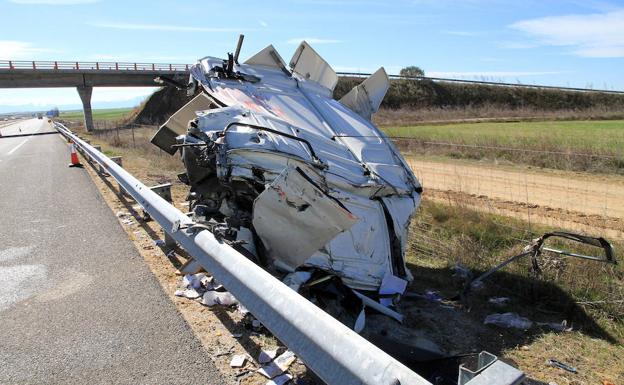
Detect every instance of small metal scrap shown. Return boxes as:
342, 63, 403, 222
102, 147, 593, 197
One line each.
548, 359, 577, 373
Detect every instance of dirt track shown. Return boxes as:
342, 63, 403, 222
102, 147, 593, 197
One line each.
406, 158, 624, 238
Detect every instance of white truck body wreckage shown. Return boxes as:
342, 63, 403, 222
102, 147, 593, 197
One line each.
152, 41, 422, 298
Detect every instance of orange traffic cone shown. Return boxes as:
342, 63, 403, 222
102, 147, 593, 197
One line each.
68, 142, 82, 168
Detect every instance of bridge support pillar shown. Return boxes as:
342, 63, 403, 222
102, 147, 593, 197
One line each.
76, 85, 94, 132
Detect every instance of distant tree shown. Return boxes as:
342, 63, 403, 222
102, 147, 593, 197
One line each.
399, 66, 425, 78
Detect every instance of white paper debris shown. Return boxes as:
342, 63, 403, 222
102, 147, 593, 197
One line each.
201, 291, 238, 306
238, 304, 250, 316
258, 349, 278, 364
230, 354, 247, 368
174, 288, 202, 299
266, 373, 292, 385
257, 350, 296, 379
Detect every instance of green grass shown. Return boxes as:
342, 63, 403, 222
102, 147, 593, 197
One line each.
409, 199, 624, 339
383, 120, 624, 155
60, 107, 134, 121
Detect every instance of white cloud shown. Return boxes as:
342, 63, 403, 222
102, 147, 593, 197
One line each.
286, 38, 342, 45
89, 22, 244, 33
10, 0, 99, 4
259, 20, 268, 27
510, 9, 624, 58
0, 41, 55, 59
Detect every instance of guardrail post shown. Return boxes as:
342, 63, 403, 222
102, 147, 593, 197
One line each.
115, 63, 119, 70
76, 62, 79, 70
169, 64, 172, 71
109, 156, 127, 196
146, 183, 177, 250
54, 61, 58, 70
32, 61, 36, 69
9, 61, 13, 69
93, 145, 106, 174
152, 63, 155, 70
96, 62, 99, 70
134, 63, 137, 70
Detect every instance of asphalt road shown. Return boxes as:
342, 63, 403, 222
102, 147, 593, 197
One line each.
0, 119, 226, 384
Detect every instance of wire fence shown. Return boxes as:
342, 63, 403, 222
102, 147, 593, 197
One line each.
389, 138, 624, 243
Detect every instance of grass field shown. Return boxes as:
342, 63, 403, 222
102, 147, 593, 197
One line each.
384, 119, 624, 174
406, 200, 623, 383
383, 120, 624, 154
60, 107, 134, 121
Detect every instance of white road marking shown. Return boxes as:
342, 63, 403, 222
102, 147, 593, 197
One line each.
7, 138, 29, 155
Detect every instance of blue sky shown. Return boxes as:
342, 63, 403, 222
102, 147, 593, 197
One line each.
1, 0, 623, 112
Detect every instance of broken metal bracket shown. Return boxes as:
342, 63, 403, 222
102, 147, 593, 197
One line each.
458, 352, 525, 385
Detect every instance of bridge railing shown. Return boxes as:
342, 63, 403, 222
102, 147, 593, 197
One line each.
0, 60, 191, 72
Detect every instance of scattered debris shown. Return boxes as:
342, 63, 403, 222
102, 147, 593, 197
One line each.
548, 358, 577, 373
536, 320, 572, 332
257, 350, 296, 379
201, 291, 238, 307
266, 373, 292, 385
258, 349, 278, 364
424, 290, 442, 303
484, 313, 533, 330
230, 354, 247, 368
452, 263, 472, 281
488, 297, 510, 306
174, 287, 202, 299
153, 239, 165, 247
378, 273, 408, 307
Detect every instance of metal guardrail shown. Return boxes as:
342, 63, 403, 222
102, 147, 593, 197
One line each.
52, 121, 432, 385
337, 72, 624, 95
0, 60, 189, 71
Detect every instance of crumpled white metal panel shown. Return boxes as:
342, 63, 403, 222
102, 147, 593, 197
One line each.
188, 42, 422, 289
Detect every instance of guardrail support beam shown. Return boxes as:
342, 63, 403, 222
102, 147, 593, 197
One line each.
147, 183, 177, 250
76, 85, 94, 132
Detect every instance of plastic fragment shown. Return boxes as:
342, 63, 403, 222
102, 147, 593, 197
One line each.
484, 312, 533, 329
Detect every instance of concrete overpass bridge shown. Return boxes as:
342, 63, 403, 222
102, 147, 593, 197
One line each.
0, 60, 190, 131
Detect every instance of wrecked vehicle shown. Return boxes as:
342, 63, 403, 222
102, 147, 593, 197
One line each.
152, 38, 421, 304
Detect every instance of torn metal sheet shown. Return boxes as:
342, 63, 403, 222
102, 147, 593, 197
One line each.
156, 38, 422, 293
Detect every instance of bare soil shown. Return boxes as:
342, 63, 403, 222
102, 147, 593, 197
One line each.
407, 157, 624, 239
